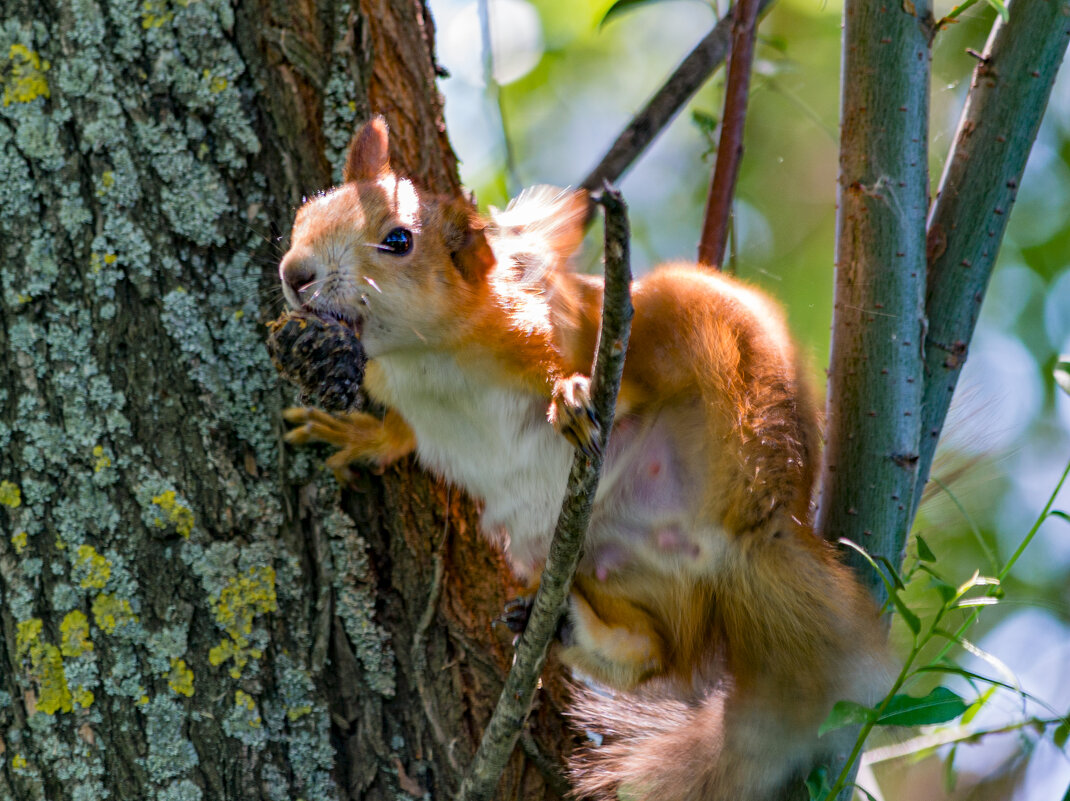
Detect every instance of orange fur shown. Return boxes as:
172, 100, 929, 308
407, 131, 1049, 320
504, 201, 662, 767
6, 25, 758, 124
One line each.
279, 117, 889, 801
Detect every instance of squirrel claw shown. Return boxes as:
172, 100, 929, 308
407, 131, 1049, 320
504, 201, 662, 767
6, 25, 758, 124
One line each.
497, 595, 572, 645
498, 595, 534, 635
550, 374, 602, 459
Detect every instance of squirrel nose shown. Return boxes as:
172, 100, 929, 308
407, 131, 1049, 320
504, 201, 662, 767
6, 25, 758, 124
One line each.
279, 250, 318, 306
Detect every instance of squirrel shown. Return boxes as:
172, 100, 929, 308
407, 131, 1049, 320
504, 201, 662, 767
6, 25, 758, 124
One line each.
278, 116, 889, 801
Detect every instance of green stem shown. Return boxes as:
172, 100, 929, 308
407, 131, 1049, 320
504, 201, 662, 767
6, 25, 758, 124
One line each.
927, 457, 1070, 668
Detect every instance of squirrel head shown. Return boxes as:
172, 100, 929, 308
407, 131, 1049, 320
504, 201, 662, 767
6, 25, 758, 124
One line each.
279, 116, 495, 357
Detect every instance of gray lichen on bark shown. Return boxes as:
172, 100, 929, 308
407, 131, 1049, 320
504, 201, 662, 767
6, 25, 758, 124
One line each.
0, 1, 373, 799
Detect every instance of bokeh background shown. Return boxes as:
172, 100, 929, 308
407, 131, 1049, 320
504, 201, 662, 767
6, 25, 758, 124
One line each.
425, 0, 1070, 798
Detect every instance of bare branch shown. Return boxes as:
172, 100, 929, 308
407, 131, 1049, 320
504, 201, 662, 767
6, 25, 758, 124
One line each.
580, 0, 775, 194
816, 0, 933, 599
456, 186, 634, 801
915, 0, 1070, 517
696, 0, 762, 268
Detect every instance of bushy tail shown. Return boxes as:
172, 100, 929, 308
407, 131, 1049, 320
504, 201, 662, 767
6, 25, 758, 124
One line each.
568, 680, 812, 801
488, 186, 588, 285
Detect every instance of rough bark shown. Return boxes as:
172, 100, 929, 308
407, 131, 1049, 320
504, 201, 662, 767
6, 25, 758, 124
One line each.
0, 2, 567, 800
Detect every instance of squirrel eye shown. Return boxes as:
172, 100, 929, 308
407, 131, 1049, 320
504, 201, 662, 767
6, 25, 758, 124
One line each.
380, 227, 413, 256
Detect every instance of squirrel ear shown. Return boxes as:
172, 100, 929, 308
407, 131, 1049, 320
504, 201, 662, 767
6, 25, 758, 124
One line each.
439, 200, 496, 284
344, 116, 391, 183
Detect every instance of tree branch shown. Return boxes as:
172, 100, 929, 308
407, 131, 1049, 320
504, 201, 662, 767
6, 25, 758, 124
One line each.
814, 4, 933, 798
580, 0, 775, 194
816, 0, 933, 598
456, 186, 634, 801
697, 0, 762, 268
915, 0, 1070, 517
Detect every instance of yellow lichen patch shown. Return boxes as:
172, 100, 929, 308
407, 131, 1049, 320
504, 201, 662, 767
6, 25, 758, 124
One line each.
207, 566, 276, 678
151, 490, 195, 538
234, 689, 255, 711
16, 618, 43, 658
3, 45, 50, 106
11, 530, 27, 554
14, 619, 73, 714
91, 594, 137, 635
234, 690, 262, 726
0, 480, 21, 508
74, 544, 111, 590
167, 658, 194, 697
72, 685, 94, 710
11, 753, 27, 770
202, 69, 228, 93
216, 566, 277, 638
60, 610, 93, 657
103, 253, 117, 265
92, 445, 112, 473
286, 704, 312, 722
141, 0, 174, 28
31, 643, 73, 715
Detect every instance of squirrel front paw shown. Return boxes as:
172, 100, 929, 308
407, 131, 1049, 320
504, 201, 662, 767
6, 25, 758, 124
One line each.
283, 406, 416, 481
497, 594, 574, 646
549, 374, 602, 459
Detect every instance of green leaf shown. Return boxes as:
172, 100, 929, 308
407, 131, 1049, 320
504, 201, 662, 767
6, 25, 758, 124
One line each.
804, 764, 831, 801
853, 785, 879, 801
1049, 510, 1070, 526
961, 685, 997, 725
943, 744, 959, 793
984, 0, 1010, 21
943, 0, 980, 21
1054, 721, 1070, 750
892, 591, 922, 635
877, 687, 968, 727
818, 699, 876, 735
1055, 356, 1070, 397
599, 0, 704, 28
920, 567, 956, 603
758, 33, 788, 53
876, 555, 906, 590
916, 534, 936, 562
838, 538, 919, 633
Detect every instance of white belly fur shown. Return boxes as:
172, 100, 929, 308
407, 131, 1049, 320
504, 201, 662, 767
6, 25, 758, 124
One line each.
376, 351, 573, 576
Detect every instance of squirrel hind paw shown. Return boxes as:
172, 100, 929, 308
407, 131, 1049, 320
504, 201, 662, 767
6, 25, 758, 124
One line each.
550, 374, 602, 458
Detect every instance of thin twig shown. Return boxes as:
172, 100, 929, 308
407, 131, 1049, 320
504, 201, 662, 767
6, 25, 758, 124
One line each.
697, 0, 761, 268
580, 0, 776, 196
456, 185, 633, 801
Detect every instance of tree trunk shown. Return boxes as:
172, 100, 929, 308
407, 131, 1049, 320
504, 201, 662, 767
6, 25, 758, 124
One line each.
0, 2, 568, 800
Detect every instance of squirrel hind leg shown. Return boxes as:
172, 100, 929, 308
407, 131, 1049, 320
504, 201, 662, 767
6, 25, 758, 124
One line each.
559, 577, 667, 690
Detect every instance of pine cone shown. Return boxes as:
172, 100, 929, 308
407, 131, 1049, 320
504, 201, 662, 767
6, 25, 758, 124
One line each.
266, 310, 366, 413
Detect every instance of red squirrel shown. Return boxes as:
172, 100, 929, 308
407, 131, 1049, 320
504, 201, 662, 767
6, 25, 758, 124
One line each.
279, 117, 888, 801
